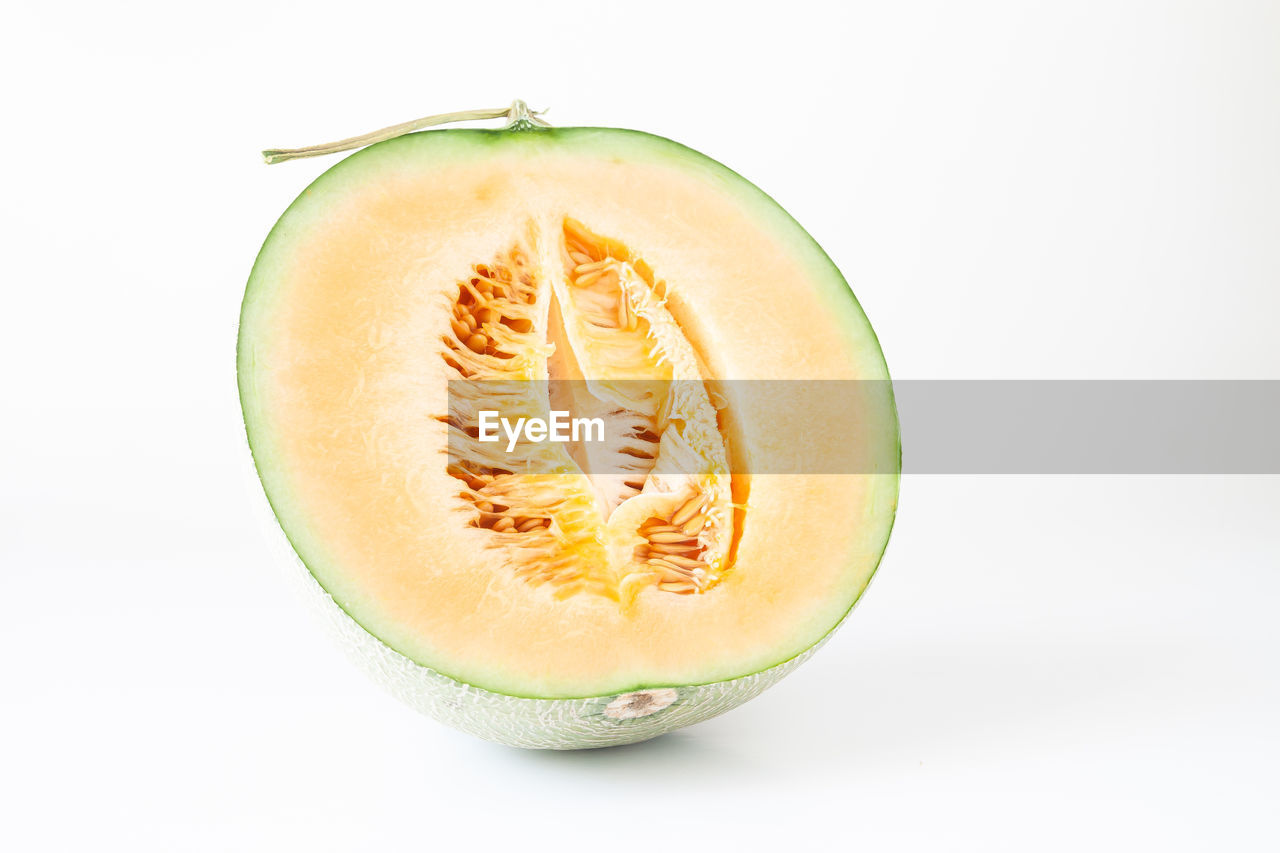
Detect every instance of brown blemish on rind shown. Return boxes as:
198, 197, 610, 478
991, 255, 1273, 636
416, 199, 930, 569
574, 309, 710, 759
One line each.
603, 689, 679, 719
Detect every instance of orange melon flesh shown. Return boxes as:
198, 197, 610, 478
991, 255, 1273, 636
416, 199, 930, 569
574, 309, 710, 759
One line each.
239, 127, 898, 699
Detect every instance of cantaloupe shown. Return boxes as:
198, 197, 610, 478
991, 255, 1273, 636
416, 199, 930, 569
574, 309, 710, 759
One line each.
238, 104, 899, 749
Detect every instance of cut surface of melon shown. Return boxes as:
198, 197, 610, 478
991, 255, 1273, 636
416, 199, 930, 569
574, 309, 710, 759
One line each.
239, 126, 898, 705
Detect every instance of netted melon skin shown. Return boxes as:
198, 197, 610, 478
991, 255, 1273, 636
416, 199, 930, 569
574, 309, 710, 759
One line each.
271, 523, 825, 749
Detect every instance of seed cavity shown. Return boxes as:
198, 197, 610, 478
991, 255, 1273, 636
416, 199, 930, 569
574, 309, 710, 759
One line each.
437, 220, 738, 603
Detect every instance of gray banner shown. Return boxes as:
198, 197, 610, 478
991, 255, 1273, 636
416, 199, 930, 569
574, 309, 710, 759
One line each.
445, 380, 1280, 474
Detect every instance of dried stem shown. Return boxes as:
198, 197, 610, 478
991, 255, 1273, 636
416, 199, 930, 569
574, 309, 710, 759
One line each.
261, 100, 549, 164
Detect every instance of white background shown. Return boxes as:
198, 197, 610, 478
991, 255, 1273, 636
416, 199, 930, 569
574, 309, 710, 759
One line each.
3, 1, 1278, 850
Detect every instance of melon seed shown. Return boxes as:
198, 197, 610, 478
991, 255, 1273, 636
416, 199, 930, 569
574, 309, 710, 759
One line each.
671, 496, 704, 526
648, 557, 692, 574
647, 542, 697, 555
663, 554, 707, 570
642, 523, 680, 535
648, 531, 696, 545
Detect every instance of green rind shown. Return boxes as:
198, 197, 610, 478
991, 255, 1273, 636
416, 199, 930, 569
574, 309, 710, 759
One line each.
238, 124, 900, 748
268, 513, 829, 749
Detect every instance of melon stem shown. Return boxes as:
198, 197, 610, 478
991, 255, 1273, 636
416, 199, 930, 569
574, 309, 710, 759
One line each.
260, 100, 549, 164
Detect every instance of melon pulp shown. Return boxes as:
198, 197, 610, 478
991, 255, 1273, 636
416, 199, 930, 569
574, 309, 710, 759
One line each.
238, 121, 899, 748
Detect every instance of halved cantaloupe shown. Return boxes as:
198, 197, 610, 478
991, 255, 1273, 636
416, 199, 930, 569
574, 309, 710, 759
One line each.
239, 112, 899, 749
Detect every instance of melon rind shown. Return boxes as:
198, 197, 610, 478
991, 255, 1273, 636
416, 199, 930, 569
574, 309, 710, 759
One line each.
239, 124, 900, 748
285, 521, 823, 749
250, 459, 869, 748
